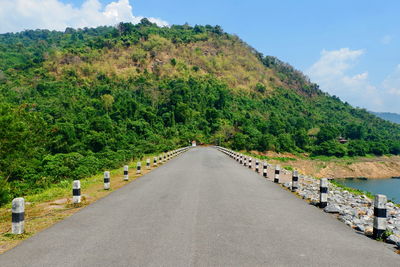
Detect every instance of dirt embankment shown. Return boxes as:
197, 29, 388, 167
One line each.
250, 151, 400, 179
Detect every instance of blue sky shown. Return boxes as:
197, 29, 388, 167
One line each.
1, 0, 399, 113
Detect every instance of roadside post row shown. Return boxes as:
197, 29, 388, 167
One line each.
214, 146, 389, 240
10, 146, 191, 235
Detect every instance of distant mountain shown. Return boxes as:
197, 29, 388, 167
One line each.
371, 112, 400, 124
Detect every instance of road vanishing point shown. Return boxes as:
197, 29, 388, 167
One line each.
0, 147, 398, 266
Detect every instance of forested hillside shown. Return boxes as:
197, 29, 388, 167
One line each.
1, 19, 400, 204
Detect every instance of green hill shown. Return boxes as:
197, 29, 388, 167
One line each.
1, 20, 400, 204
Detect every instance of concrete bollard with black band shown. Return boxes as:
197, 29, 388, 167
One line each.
248, 158, 252, 169
123, 165, 129, 181
146, 158, 150, 170
274, 165, 281, 183
159, 155, 162, 164
12, 197, 25, 235
104, 171, 110, 190
255, 160, 259, 173
373, 194, 387, 240
136, 162, 141, 174
319, 178, 328, 208
73, 180, 81, 204
236, 153, 240, 162
153, 157, 158, 167
291, 170, 299, 192
239, 154, 243, 164
263, 162, 268, 178
163, 153, 167, 163
244, 157, 247, 167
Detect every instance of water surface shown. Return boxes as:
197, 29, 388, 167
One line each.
335, 178, 400, 203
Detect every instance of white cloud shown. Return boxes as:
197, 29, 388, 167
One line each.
383, 65, 400, 96
306, 49, 400, 113
381, 35, 393, 45
306, 48, 383, 110
0, 0, 168, 33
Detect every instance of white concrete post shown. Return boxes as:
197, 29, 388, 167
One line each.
104, 171, 110, 190
255, 160, 259, 173
136, 162, 141, 174
274, 165, 281, 183
248, 158, 252, 169
73, 180, 81, 204
146, 158, 150, 169
373, 194, 387, 239
319, 178, 328, 208
263, 162, 268, 178
153, 156, 158, 167
12, 197, 25, 234
291, 170, 299, 192
123, 165, 129, 181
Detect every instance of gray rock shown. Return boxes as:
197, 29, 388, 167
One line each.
324, 204, 341, 213
345, 220, 353, 227
364, 226, 373, 236
367, 209, 374, 217
355, 224, 365, 232
386, 234, 400, 245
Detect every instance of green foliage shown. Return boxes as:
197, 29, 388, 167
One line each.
0, 22, 400, 206
347, 140, 367, 156
0, 176, 11, 205
313, 140, 348, 157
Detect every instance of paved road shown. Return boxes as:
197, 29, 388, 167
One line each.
0, 147, 398, 266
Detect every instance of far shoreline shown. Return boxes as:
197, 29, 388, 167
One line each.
248, 150, 400, 180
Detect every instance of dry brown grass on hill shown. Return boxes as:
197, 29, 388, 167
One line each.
46, 36, 283, 95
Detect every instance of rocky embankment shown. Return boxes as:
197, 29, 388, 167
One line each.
283, 176, 400, 247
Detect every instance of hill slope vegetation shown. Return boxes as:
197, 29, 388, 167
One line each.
1, 20, 400, 204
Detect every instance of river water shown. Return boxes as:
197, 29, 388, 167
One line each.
335, 178, 400, 203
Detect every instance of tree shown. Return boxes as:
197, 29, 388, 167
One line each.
347, 140, 367, 156
313, 140, 347, 157
101, 94, 114, 111
316, 126, 340, 144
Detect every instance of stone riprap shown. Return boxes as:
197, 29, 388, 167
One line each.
283, 176, 400, 248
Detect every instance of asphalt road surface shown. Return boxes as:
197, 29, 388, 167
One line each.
0, 147, 398, 266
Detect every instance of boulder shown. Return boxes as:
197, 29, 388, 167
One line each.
324, 204, 341, 214
355, 224, 365, 232
386, 234, 400, 245
364, 226, 373, 236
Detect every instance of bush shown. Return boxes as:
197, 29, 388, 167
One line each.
313, 140, 347, 157
0, 176, 11, 206
347, 140, 367, 156
42, 153, 101, 182
369, 142, 389, 156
